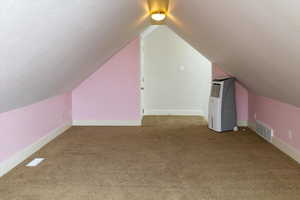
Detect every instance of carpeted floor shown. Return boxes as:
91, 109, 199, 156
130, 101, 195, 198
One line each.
1, 116, 300, 200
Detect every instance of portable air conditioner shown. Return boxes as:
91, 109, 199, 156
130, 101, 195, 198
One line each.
208, 77, 237, 132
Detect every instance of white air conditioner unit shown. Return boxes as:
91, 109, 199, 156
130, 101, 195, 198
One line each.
208, 78, 237, 132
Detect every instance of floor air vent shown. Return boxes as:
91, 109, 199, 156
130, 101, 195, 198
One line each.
255, 120, 273, 142
26, 158, 45, 167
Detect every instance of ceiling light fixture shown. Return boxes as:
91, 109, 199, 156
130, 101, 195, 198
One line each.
151, 11, 166, 21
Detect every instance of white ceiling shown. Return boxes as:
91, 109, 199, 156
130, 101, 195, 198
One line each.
0, 0, 149, 112
167, 0, 300, 107
1, 0, 300, 113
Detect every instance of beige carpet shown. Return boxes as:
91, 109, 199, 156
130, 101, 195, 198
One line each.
1, 116, 300, 200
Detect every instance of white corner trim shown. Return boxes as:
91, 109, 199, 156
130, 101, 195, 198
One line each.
144, 109, 204, 116
0, 122, 72, 177
72, 120, 142, 126
271, 137, 300, 163
237, 120, 248, 127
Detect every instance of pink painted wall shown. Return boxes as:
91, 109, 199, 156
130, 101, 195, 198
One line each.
72, 39, 141, 121
212, 64, 248, 122
248, 92, 300, 150
0, 93, 72, 163
206, 64, 300, 152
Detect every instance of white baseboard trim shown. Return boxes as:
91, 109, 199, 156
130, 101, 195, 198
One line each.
73, 120, 142, 126
271, 137, 300, 163
248, 121, 300, 163
144, 109, 204, 116
248, 121, 256, 131
0, 122, 72, 177
237, 120, 248, 127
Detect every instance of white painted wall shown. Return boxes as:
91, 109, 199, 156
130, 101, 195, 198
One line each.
142, 26, 211, 118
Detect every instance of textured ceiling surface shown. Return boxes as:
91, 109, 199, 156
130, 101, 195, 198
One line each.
167, 0, 300, 107
1, 0, 300, 113
0, 0, 149, 112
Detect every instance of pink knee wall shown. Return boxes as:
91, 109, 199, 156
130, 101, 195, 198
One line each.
0, 38, 141, 165
0, 93, 72, 162
72, 38, 141, 121
248, 92, 300, 151
213, 63, 300, 152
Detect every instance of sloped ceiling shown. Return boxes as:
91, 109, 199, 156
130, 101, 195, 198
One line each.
1, 0, 300, 113
0, 0, 149, 113
167, 0, 300, 107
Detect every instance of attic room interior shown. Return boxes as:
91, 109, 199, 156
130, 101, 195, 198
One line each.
1, 0, 300, 199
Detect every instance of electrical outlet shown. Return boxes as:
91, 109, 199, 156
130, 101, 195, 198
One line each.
288, 130, 293, 140
254, 113, 257, 120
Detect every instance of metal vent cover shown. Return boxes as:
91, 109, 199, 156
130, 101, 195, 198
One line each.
255, 120, 273, 142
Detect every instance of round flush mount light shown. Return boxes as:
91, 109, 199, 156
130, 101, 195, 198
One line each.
151, 11, 166, 21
